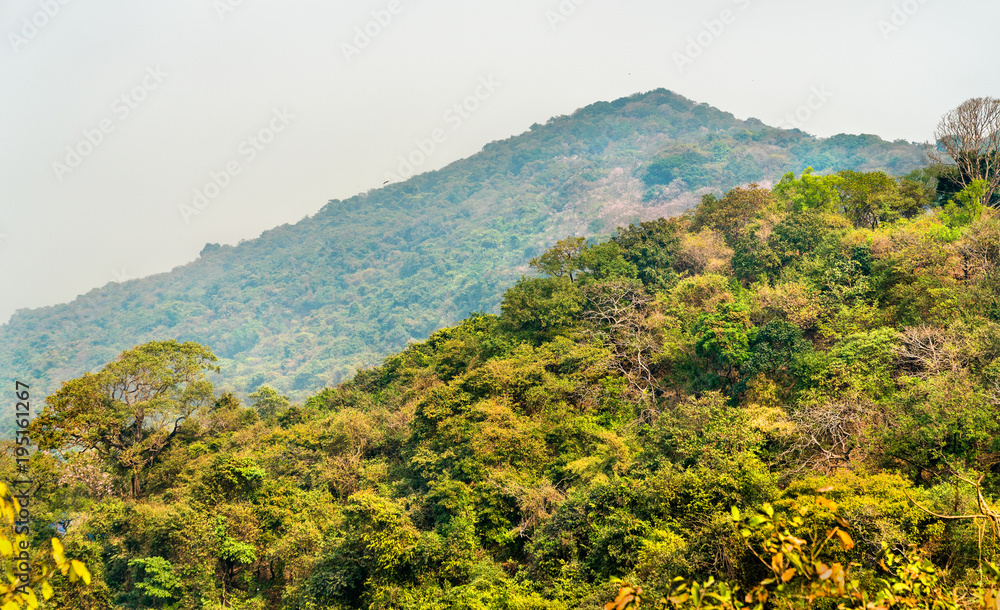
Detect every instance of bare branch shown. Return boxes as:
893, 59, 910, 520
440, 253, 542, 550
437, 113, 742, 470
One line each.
931, 97, 1000, 203
903, 470, 1000, 542
783, 395, 877, 473
894, 325, 964, 379
580, 280, 660, 396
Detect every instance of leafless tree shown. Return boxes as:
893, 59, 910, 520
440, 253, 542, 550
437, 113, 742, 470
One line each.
784, 395, 878, 473
956, 216, 1000, 280
581, 280, 659, 395
894, 325, 964, 379
930, 97, 1000, 204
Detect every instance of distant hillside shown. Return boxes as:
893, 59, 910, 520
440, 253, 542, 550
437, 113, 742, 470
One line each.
0, 89, 927, 406
25, 169, 1000, 610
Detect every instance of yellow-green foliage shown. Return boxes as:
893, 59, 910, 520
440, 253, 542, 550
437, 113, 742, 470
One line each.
15, 166, 1000, 610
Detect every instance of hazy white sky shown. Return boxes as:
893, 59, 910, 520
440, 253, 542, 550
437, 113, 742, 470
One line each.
2, 0, 998, 323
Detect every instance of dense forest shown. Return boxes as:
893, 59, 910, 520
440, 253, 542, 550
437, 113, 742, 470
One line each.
0, 89, 928, 410
10, 130, 1000, 608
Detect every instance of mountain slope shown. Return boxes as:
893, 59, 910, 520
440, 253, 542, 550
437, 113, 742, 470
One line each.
0, 89, 927, 403
23, 171, 1000, 609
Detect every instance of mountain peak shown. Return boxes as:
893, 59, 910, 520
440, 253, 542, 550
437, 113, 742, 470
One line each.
0, 93, 926, 405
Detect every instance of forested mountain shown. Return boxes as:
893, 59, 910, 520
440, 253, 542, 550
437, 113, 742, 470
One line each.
17, 169, 1000, 609
0, 89, 927, 406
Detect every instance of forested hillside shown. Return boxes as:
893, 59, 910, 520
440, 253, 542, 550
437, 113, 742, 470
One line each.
17, 166, 1000, 609
0, 89, 927, 406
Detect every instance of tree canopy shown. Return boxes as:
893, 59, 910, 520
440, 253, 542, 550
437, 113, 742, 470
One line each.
31, 340, 218, 499
15, 164, 1000, 608
8, 102, 998, 610
0, 89, 928, 418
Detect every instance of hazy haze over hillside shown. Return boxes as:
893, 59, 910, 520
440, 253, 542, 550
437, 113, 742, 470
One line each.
2, 0, 999, 323
0, 89, 929, 406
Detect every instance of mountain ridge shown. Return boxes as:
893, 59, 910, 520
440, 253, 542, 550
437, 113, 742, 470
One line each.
0, 88, 928, 407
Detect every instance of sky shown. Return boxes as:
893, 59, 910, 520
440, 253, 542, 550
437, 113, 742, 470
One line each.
1, 0, 998, 324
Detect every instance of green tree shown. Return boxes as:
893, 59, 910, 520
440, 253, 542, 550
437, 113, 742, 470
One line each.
732, 234, 783, 284
214, 516, 257, 606
690, 185, 776, 245
643, 145, 713, 188
531, 238, 639, 285
898, 167, 938, 209
772, 167, 842, 212
694, 301, 754, 387
578, 241, 640, 282
500, 277, 585, 337
738, 319, 811, 393
530, 237, 587, 281
127, 557, 182, 608
31, 341, 219, 499
836, 170, 920, 229
247, 385, 291, 419
613, 218, 684, 291
940, 180, 988, 234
